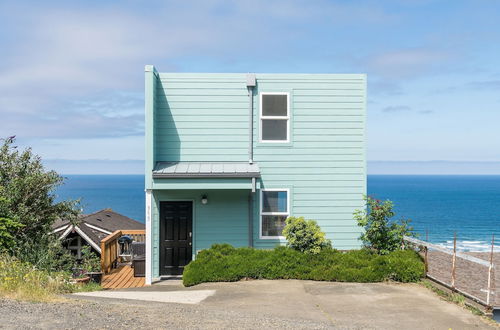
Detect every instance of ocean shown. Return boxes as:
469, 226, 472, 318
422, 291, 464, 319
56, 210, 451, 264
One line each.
56, 175, 500, 251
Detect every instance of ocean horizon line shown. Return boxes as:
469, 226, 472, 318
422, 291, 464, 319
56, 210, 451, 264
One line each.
44, 159, 500, 175
58, 173, 500, 176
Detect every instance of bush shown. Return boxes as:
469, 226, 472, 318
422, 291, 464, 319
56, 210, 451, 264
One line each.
182, 244, 424, 287
14, 237, 77, 273
385, 249, 425, 282
282, 216, 331, 254
81, 246, 101, 273
354, 196, 415, 255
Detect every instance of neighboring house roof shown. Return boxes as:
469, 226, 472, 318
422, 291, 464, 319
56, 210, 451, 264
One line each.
52, 209, 144, 254
153, 161, 261, 178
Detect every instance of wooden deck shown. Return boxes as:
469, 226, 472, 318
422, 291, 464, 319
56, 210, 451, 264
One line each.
101, 265, 145, 289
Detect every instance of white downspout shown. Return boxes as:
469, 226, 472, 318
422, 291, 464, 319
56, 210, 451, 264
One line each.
247, 73, 256, 164
246, 74, 256, 247
145, 189, 152, 285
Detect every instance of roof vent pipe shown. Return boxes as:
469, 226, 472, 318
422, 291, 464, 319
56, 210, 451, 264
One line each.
246, 74, 256, 164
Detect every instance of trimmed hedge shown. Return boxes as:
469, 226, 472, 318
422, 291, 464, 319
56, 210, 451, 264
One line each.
182, 244, 424, 287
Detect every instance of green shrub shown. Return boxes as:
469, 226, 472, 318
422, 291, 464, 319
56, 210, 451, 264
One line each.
81, 246, 101, 273
354, 196, 415, 255
182, 244, 424, 287
15, 238, 77, 273
282, 216, 331, 254
385, 249, 425, 282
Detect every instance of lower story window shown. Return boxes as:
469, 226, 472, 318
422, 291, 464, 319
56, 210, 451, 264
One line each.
261, 189, 289, 238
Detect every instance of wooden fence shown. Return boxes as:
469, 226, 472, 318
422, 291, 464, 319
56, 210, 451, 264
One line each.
404, 235, 497, 309
100, 229, 146, 274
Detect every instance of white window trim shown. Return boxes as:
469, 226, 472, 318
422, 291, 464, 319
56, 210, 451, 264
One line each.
259, 92, 290, 143
259, 188, 290, 239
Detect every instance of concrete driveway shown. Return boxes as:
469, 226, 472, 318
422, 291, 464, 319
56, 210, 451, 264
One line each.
71, 279, 496, 329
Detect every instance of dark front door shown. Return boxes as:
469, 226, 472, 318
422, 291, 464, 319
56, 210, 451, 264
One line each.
160, 201, 193, 275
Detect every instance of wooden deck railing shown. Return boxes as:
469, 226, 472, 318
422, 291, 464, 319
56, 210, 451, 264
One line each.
100, 229, 146, 274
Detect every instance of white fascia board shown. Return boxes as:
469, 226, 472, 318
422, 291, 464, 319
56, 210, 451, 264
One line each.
84, 223, 113, 235
74, 226, 101, 253
59, 225, 74, 240
52, 225, 69, 234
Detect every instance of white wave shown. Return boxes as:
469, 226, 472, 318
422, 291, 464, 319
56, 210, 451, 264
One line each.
436, 240, 500, 252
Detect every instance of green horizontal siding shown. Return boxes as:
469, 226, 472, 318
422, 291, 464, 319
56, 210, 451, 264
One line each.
252, 74, 366, 250
149, 72, 366, 254
151, 189, 249, 278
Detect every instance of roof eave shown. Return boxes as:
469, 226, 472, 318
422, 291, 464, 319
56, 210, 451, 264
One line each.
152, 173, 261, 179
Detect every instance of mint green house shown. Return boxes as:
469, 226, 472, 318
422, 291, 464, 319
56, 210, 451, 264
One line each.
144, 65, 366, 283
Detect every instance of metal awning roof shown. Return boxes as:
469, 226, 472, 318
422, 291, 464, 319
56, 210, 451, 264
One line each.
152, 162, 260, 178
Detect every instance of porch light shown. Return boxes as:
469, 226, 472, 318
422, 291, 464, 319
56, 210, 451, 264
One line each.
201, 195, 208, 205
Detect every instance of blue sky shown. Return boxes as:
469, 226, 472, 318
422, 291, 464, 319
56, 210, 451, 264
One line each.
1, 0, 499, 174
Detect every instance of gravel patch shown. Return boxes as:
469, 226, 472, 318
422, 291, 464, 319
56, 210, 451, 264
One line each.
0, 298, 335, 329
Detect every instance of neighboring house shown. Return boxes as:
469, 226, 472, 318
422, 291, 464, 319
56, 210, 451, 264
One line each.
52, 209, 144, 258
144, 66, 366, 282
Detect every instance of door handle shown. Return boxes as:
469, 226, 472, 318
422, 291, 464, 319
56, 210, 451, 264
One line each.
189, 232, 192, 238
189, 242, 192, 246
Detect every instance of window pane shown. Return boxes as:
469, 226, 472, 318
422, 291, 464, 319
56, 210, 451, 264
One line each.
262, 119, 287, 141
262, 94, 287, 116
262, 215, 287, 237
262, 191, 288, 212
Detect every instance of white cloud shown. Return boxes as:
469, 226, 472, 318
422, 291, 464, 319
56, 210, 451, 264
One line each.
0, 0, 397, 143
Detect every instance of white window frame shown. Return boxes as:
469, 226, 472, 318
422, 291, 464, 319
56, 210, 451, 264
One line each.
259, 92, 290, 143
260, 188, 290, 239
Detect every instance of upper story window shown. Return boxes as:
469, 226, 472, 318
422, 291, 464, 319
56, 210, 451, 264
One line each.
260, 92, 289, 143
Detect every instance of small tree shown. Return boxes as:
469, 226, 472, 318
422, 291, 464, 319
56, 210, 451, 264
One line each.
282, 216, 331, 254
0, 136, 80, 268
354, 196, 414, 255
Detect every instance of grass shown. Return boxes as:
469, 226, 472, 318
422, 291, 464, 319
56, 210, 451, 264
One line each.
420, 280, 484, 316
0, 254, 101, 301
183, 244, 425, 287
73, 281, 103, 293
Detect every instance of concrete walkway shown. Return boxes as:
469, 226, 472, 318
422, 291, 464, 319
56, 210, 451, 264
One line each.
73, 289, 215, 304
72, 280, 496, 329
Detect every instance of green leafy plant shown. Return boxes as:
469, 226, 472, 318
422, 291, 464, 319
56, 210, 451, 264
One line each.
0, 214, 23, 252
81, 246, 101, 273
12, 236, 77, 275
282, 216, 331, 254
182, 244, 424, 287
354, 196, 415, 255
0, 136, 80, 270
